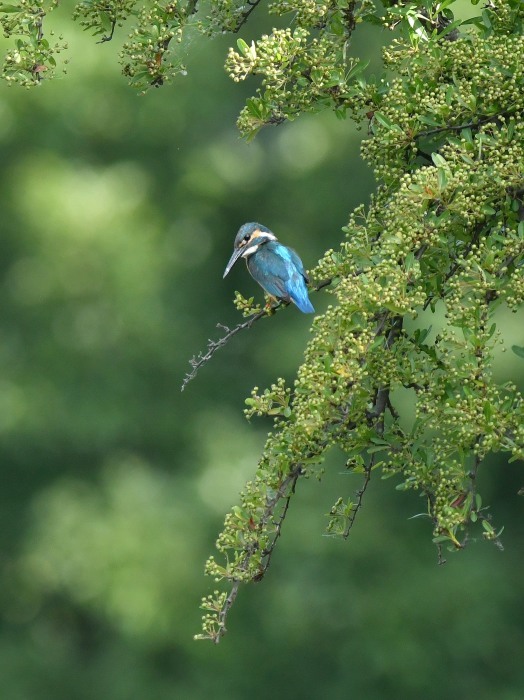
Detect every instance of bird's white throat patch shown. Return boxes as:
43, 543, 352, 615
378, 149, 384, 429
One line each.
241, 243, 260, 257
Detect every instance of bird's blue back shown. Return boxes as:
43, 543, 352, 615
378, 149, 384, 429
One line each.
247, 241, 314, 313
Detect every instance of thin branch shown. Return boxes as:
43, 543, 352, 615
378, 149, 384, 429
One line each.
214, 465, 302, 643
258, 467, 302, 578
211, 303, 407, 639
181, 309, 271, 391
342, 454, 374, 539
214, 580, 241, 643
181, 277, 335, 391
97, 18, 116, 44
31, 8, 46, 81
148, 0, 200, 86
416, 109, 514, 139
148, 0, 260, 86
233, 0, 263, 33
214, 382, 372, 641
342, 315, 403, 538
436, 542, 447, 565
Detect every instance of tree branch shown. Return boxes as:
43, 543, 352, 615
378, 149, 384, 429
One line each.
181, 309, 271, 392
342, 454, 374, 539
416, 109, 514, 140
181, 277, 334, 391
233, 0, 263, 33
97, 18, 116, 44
213, 465, 303, 643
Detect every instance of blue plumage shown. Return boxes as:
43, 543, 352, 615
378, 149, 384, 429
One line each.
223, 223, 315, 314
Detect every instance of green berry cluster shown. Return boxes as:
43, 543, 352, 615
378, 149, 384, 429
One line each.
197, 0, 524, 641
120, 0, 196, 90
233, 291, 263, 317
73, 0, 136, 40
225, 0, 377, 137
0, 0, 67, 86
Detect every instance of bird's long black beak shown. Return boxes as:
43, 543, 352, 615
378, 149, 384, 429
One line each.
223, 247, 243, 278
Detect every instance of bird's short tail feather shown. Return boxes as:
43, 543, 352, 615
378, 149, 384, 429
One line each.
291, 290, 315, 313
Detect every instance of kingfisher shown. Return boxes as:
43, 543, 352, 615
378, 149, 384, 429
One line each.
223, 222, 315, 313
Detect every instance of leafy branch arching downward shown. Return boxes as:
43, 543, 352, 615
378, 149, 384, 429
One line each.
4, 0, 522, 644
194, 0, 524, 641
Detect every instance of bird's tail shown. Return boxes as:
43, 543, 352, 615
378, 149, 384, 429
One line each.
291, 290, 315, 314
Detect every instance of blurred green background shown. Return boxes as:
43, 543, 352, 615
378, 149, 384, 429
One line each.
0, 5, 523, 700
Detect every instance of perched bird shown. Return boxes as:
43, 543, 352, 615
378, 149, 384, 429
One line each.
223, 222, 314, 313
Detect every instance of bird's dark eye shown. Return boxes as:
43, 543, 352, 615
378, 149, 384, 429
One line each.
243, 234, 250, 242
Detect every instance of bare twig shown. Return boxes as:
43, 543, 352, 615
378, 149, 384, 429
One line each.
342, 454, 374, 538
181, 277, 334, 391
97, 18, 116, 43
233, 0, 263, 33
181, 309, 271, 391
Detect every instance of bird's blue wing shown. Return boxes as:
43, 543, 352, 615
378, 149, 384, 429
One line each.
248, 242, 314, 313
247, 245, 290, 299
272, 244, 313, 311
283, 246, 309, 283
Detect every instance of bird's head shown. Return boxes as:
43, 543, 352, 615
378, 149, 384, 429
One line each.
223, 222, 276, 278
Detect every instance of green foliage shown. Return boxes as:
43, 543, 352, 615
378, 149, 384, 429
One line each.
1, 0, 372, 101
0, 0, 67, 85
194, 0, 524, 642
233, 290, 264, 316
225, 1, 371, 138
72, 0, 137, 39
2, 0, 523, 651
22, 457, 198, 644
120, 0, 198, 89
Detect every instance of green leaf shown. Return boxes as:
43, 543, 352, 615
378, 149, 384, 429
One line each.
406, 12, 429, 42
438, 19, 462, 39
431, 153, 447, 167
362, 14, 384, 26
245, 98, 262, 119
418, 114, 441, 127
374, 112, 394, 130
432, 535, 451, 544
367, 445, 388, 454
404, 251, 415, 272
347, 59, 370, 81
0, 4, 21, 11
511, 345, 524, 359
236, 38, 250, 56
